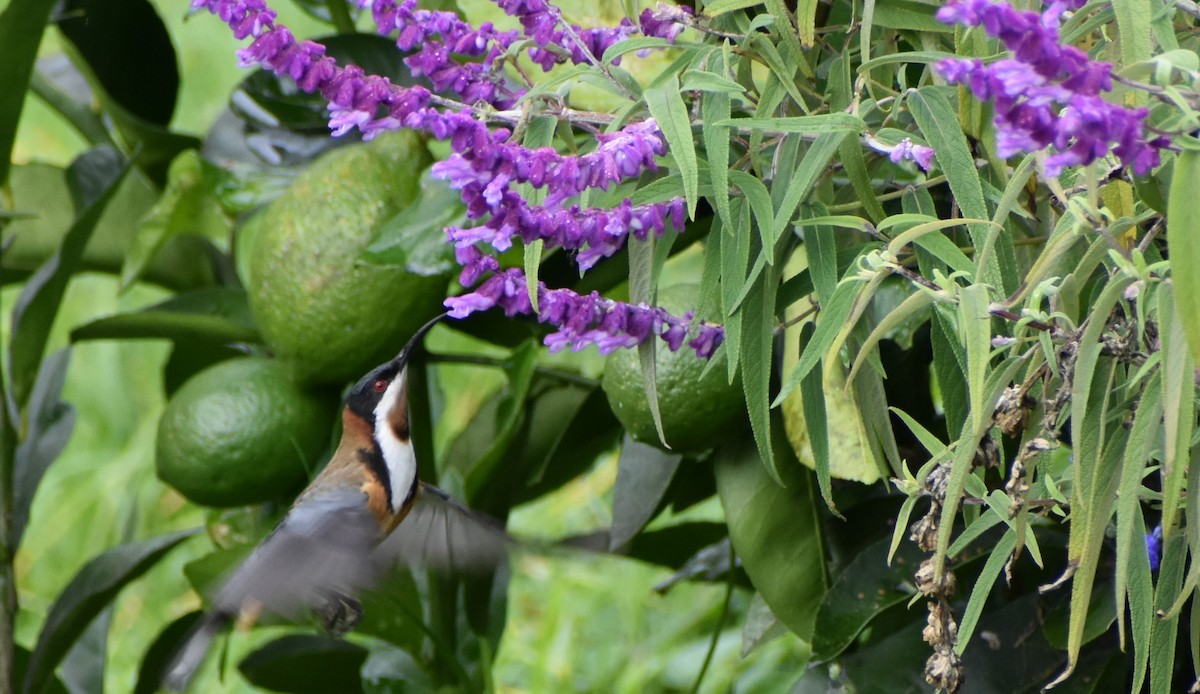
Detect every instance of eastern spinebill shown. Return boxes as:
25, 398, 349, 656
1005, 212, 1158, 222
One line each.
164, 313, 507, 690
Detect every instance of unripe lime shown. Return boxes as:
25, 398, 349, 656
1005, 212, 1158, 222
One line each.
601, 285, 744, 453
245, 131, 449, 386
156, 356, 337, 507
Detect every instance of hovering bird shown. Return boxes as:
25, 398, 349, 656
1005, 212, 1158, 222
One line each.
165, 314, 507, 690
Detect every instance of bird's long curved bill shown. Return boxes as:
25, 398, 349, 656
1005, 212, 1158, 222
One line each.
393, 312, 447, 366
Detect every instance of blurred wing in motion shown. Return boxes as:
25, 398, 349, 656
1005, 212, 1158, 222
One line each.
374, 483, 511, 574
213, 488, 383, 618
165, 489, 381, 691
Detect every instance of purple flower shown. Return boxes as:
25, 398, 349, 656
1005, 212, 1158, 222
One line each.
936, 0, 1165, 176
1146, 523, 1163, 571
196, 0, 724, 362
870, 136, 935, 171
443, 268, 723, 358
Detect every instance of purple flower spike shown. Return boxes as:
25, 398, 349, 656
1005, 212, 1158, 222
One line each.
442, 268, 723, 359
936, 0, 1165, 176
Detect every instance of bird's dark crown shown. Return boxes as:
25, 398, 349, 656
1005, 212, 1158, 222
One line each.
345, 359, 403, 422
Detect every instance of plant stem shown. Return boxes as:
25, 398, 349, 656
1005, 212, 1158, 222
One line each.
0, 365, 16, 690
689, 544, 735, 694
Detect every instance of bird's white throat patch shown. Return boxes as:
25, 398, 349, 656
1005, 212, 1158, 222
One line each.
374, 369, 417, 513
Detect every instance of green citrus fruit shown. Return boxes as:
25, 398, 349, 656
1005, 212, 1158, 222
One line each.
156, 356, 337, 507
601, 284, 744, 453
245, 131, 449, 386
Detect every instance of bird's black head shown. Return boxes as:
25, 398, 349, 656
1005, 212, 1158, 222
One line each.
344, 313, 446, 423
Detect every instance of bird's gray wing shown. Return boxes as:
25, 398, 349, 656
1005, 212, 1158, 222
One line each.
213, 488, 383, 620
372, 484, 510, 575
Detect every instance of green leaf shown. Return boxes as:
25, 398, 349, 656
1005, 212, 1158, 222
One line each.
774, 279, 858, 406
804, 207, 837, 303
13, 349, 76, 545
1149, 534, 1187, 693
122, 150, 230, 288
956, 530, 1017, 654
714, 114, 865, 134
721, 201, 752, 381
239, 635, 368, 694
1158, 283, 1196, 538
364, 172, 464, 275
872, 0, 955, 31
609, 437, 682, 551
1169, 142, 1200, 367
812, 537, 924, 659
681, 69, 746, 95
740, 264, 780, 482
601, 37, 675, 64
797, 325, 832, 511
7, 147, 134, 406
1126, 510, 1155, 692
958, 284, 991, 432
836, 138, 886, 223
133, 612, 204, 694
909, 88, 1011, 292
772, 133, 846, 241
629, 236, 667, 446
1113, 0, 1153, 67
463, 341, 539, 501
728, 170, 776, 263
702, 0, 765, 15
645, 74, 699, 218
70, 287, 259, 344
1115, 372, 1161, 651
0, 0, 57, 185
22, 531, 195, 694
702, 72, 733, 231
763, 0, 804, 67
794, 0, 818, 46
715, 427, 825, 639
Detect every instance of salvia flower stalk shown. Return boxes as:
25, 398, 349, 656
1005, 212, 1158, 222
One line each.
935, 0, 1167, 176
190, 0, 722, 358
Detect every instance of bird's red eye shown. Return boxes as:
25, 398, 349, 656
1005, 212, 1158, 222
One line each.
373, 379, 388, 392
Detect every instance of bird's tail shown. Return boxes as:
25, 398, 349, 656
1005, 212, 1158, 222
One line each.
163, 611, 232, 692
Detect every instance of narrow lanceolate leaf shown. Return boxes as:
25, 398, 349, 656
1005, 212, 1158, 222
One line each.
1149, 534, 1187, 693
13, 350, 76, 545
0, 0, 58, 185
1158, 284, 1196, 539
1126, 510, 1155, 692
1115, 373, 1162, 651
1168, 141, 1200, 367
909, 88, 1014, 293
956, 529, 1017, 654
702, 79, 733, 230
22, 531, 195, 694
797, 325, 832, 511
772, 133, 846, 240
794, 0, 818, 46
741, 264, 780, 483
728, 170, 776, 262
1112, 0, 1153, 68
629, 236, 667, 445
958, 284, 991, 432
763, 0, 804, 72
8, 147, 133, 406
774, 279, 858, 406
645, 75, 699, 217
